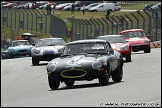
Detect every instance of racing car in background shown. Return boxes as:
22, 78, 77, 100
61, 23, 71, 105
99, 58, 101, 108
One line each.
8, 40, 33, 58
31, 38, 66, 66
97, 35, 132, 62
120, 29, 151, 53
1, 46, 10, 59
47, 39, 123, 90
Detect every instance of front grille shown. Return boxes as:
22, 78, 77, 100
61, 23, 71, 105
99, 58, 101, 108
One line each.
18, 49, 27, 52
61, 69, 87, 78
44, 50, 54, 55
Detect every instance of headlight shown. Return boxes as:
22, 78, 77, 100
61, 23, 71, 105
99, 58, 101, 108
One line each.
11, 48, 15, 51
144, 40, 148, 43
47, 62, 57, 72
120, 45, 128, 50
3, 50, 9, 53
33, 48, 41, 54
92, 60, 102, 69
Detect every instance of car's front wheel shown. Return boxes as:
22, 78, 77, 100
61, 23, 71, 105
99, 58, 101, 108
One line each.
126, 53, 131, 62
32, 57, 39, 66
98, 67, 109, 85
10, 53, 14, 58
144, 48, 151, 53
111, 62, 123, 82
64, 80, 75, 86
48, 76, 60, 90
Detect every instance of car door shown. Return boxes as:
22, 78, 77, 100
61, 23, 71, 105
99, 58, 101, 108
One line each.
98, 4, 104, 11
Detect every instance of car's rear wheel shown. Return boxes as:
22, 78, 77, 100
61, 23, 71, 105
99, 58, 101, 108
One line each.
126, 53, 131, 62
144, 48, 151, 53
32, 57, 39, 66
64, 80, 75, 86
111, 63, 123, 82
48, 76, 60, 90
98, 67, 109, 85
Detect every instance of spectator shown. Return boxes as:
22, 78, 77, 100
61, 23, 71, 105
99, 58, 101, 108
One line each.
49, 4, 51, 14
27, 4, 29, 9
105, 8, 110, 20
82, 4, 86, 15
71, 3, 74, 14
32, 3, 34, 9
53, 2, 56, 10
47, 4, 51, 15
47, 4, 49, 14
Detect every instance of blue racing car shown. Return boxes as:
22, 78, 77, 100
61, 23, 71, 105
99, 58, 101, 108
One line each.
8, 40, 33, 58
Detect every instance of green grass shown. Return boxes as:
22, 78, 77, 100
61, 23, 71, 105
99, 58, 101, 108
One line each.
0, 3, 156, 40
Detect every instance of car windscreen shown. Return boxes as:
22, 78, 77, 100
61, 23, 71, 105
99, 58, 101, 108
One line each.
37, 39, 65, 47
122, 31, 146, 38
11, 41, 29, 47
63, 42, 106, 55
98, 36, 126, 43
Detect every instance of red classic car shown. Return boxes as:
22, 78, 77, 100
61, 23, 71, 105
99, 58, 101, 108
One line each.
120, 29, 151, 53
97, 35, 132, 62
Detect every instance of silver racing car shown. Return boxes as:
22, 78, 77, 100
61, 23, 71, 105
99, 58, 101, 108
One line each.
31, 38, 66, 66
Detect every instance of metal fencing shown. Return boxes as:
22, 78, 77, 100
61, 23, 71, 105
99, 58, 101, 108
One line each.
1, 8, 161, 43
1, 9, 50, 34
50, 15, 66, 39
68, 9, 161, 42
1, 8, 66, 40
118, 1, 160, 4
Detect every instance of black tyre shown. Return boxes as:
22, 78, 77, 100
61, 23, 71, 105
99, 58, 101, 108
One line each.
32, 57, 39, 66
111, 63, 123, 82
64, 80, 75, 86
10, 53, 14, 58
126, 53, 131, 62
144, 48, 151, 53
98, 67, 109, 85
48, 76, 60, 90
28, 53, 31, 57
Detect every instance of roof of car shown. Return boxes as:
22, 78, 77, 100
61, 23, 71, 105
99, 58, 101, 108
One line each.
67, 39, 107, 45
11, 40, 28, 42
120, 29, 144, 34
22, 33, 33, 35
39, 38, 64, 40
97, 35, 123, 38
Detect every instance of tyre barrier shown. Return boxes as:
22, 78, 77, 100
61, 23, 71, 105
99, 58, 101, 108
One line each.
150, 40, 161, 48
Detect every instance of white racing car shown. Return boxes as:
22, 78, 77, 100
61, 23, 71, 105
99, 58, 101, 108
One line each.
31, 38, 66, 66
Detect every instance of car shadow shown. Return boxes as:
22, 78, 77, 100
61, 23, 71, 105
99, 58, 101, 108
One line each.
123, 59, 132, 63
31, 63, 48, 66
48, 81, 124, 91
131, 52, 145, 55
10, 56, 31, 59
